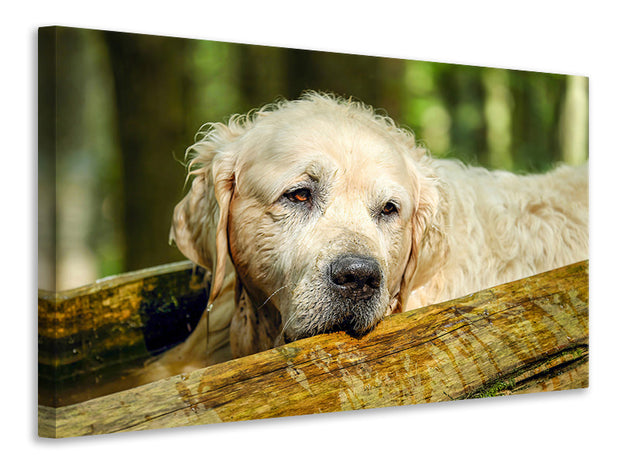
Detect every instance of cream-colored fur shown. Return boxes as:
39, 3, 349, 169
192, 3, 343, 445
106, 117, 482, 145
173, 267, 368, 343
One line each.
144, 92, 588, 381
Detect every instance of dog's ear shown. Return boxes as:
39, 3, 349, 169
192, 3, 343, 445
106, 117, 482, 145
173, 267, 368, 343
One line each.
394, 153, 444, 313
170, 123, 239, 306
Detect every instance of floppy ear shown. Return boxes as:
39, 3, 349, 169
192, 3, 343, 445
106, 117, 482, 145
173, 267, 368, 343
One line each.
170, 124, 238, 307
394, 153, 444, 313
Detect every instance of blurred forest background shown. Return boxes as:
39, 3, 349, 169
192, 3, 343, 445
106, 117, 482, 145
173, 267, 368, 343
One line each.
38, 27, 588, 291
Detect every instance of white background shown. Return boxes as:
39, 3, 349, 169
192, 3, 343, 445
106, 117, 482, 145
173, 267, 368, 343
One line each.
3, 1, 618, 463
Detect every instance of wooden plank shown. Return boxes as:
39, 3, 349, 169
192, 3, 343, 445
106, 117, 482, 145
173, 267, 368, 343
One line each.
38, 261, 209, 407
39, 260, 588, 438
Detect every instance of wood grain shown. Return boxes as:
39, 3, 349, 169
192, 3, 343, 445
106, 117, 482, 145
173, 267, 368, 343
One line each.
38, 261, 209, 406
38, 261, 588, 438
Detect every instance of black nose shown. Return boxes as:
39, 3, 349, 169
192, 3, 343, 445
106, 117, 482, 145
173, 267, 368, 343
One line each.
329, 255, 381, 300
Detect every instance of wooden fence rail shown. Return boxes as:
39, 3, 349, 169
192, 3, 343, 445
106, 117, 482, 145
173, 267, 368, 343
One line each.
38, 260, 588, 438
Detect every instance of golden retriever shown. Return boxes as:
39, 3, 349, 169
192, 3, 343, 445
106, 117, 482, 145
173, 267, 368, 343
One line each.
147, 92, 588, 380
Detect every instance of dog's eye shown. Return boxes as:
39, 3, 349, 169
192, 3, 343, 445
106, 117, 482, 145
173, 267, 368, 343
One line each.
284, 188, 312, 204
381, 201, 398, 216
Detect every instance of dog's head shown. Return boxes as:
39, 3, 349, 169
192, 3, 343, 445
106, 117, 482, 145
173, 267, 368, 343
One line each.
171, 93, 439, 348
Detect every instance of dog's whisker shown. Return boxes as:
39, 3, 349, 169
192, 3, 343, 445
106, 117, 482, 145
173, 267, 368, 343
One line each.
276, 304, 308, 346
272, 281, 308, 346
279, 309, 298, 337
256, 284, 290, 311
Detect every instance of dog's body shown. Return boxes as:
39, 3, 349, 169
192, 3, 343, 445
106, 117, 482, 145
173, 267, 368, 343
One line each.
144, 93, 588, 381
405, 159, 588, 309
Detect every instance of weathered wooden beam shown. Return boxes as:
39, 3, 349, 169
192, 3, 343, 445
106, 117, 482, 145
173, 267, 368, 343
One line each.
38, 261, 588, 438
38, 262, 209, 406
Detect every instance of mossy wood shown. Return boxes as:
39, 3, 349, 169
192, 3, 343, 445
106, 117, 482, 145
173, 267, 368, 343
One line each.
38, 262, 210, 407
38, 261, 588, 438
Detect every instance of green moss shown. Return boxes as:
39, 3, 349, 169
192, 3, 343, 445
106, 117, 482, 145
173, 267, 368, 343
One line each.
470, 378, 516, 398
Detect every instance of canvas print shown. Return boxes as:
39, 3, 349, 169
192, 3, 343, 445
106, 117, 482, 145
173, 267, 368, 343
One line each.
38, 26, 589, 438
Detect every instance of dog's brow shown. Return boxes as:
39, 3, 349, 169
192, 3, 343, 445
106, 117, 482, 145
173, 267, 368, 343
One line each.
372, 183, 412, 214
280, 161, 331, 191
304, 160, 329, 180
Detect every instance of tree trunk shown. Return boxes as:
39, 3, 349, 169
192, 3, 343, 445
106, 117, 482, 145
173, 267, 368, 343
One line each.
103, 31, 190, 272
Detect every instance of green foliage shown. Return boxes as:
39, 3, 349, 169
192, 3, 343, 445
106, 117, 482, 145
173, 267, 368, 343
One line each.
41, 28, 589, 288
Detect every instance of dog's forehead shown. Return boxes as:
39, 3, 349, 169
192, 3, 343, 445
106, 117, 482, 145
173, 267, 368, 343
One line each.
236, 109, 412, 199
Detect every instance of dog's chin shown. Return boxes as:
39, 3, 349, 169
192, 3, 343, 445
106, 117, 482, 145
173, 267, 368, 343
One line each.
282, 301, 385, 344
284, 320, 380, 344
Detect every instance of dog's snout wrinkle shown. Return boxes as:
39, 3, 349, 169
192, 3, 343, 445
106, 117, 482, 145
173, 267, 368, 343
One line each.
329, 255, 381, 300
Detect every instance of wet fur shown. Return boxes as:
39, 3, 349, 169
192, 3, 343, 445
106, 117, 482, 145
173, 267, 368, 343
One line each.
143, 92, 588, 382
